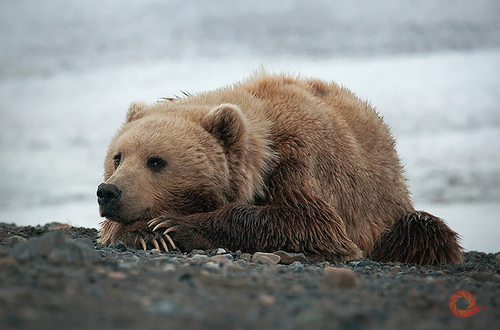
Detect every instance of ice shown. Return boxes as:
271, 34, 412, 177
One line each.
1, 0, 499, 252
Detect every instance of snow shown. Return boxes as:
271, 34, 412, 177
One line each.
1, 0, 499, 253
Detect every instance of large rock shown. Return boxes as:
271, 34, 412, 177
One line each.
10, 230, 98, 264
252, 252, 281, 265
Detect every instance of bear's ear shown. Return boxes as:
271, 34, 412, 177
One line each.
201, 104, 248, 148
126, 102, 149, 123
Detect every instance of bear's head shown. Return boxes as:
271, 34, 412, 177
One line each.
97, 101, 250, 224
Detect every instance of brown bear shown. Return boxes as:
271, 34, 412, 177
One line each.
97, 73, 463, 265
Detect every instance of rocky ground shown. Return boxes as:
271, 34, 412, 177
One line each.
0, 222, 498, 330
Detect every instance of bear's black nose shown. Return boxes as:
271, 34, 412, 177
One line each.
97, 183, 122, 207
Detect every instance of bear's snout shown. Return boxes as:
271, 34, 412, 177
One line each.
97, 183, 122, 211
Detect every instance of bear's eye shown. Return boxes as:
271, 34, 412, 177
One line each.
113, 154, 121, 169
147, 157, 167, 171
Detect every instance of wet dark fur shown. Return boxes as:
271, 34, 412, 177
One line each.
370, 212, 463, 264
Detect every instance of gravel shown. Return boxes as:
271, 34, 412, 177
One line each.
0, 222, 499, 329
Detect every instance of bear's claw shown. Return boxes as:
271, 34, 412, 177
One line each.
149, 218, 172, 232
152, 238, 160, 250
139, 236, 147, 251
163, 226, 178, 235
162, 233, 177, 250
137, 234, 176, 252
147, 219, 178, 251
158, 236, 170, 251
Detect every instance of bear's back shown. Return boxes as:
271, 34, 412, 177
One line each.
238, 74, 414, 250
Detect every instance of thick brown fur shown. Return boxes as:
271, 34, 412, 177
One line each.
370, 212, 463, 264
97, 73, 463, 264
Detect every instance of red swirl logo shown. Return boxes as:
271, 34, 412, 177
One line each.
449, 290, 487, 317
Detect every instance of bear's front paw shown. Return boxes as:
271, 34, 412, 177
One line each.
100, 220, 178, 252
147, 216, 181, 251
148, 215, 214, 252
122, 226, 177, 252
134, 230, 177, 252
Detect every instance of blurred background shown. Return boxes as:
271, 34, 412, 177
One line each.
1, 0, 499, 252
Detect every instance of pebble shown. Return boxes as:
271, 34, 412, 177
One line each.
222, 253, 234, 261
8, 235, 27, 248
224, 262, 245, 272
216, 248, 227, 254
210, 255, 231, 263
190, 254, 209, 262
108, 271, 128, 280
239, 253, 252, 261
113, 240, 128, 252
465, 261, 475, 270
163, 264, 177, 272
357, 261, 380, 268
352, 268, 365, 275
324, 267, 358, 288
290, 261, 304, 270
258, 294, 276, 305
117, 261, 134, 269
204, 262, 222, 271
273, 250, 307, 265
10, 230, 98, 264
252, 252, 281, 265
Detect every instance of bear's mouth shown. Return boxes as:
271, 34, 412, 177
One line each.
100, 206, 125, 223
99, 203, 129, 223
100, 207, 122, 222
100, 205, 155, 224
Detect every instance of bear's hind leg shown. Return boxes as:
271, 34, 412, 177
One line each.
370, 211, 463, 265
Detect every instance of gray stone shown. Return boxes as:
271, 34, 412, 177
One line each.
224, 262, 245, 272
290, 261, 304, 269
252, 252, 281, 265
222, 253, 234, 261
357, 261, 381, 267
8, 235, 27, 248
190, 254, 209, 262
324, 267, 358, 288
112, 240, 128, 252
10, 230, 98, 264
209, 255, 231, 263
150, 249, 161, 255
273, 250, 307, 265
239, 253, 252, 261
